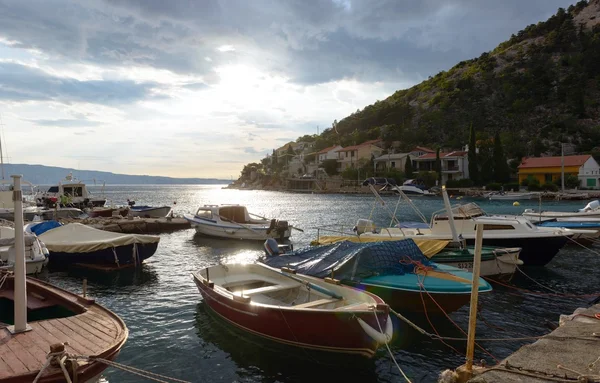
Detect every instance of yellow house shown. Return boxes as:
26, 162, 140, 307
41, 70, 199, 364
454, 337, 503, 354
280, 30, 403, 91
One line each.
518, 155, 600, 188
337, 139, 384, 170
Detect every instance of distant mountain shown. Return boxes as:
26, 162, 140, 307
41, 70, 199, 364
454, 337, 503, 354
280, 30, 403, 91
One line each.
1, 164, 231, 185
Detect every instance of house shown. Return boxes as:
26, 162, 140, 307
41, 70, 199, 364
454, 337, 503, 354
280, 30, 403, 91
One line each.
337, 139, 384, 170
410, 146, 435, 158
517, 155, 600, 189
374, 153, 409, 174
317, 145, 343, 163
412, 149, 469, 184
276, 142, 299, 157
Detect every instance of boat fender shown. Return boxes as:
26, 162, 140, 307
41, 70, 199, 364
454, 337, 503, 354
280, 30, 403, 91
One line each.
264, 238, 280, 256
357, 315, 394, 344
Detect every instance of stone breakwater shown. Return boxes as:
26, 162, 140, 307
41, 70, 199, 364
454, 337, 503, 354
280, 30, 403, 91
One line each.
57, 216, 191, 234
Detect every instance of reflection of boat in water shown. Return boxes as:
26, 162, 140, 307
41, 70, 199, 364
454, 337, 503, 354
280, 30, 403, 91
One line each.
191, 232, 267, 251
65, 263, 160, 288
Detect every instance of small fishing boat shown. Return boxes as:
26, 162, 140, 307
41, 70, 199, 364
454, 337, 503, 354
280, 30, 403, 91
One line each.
430, 245, 522, 276
35, 173, 106, 208
523, 200, 600, 220
129, 205, 172, 218
263, 239, 492, 315
192, 262, 393, 358
87, 206, 117, 218
184, 204, 294, 241
0, 271, 128, 382
0, 227, 48, 274
486, 191, 539, 200
38, 223, 160, 269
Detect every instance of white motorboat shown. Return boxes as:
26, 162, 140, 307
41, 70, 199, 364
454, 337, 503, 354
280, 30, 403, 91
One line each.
184, 204, 293, 240
523, 200, 600, 220
394, 179, 433, 196
487, 191, 540, 200
0, 226, 48, 274
35, 172, 106, 208
129, 205, 172, 218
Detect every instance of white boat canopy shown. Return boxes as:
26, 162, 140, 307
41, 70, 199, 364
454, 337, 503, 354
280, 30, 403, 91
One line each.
39, 223, 159, 253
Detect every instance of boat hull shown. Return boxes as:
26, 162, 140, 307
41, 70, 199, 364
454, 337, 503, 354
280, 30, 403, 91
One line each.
193, 275, 389, 358
432, 249, 521, 276
186, 216, 292, 241
129, 206, 171, 218
88, 208, 115, 218
47, 242, 158, 269
464, 236, 567, 266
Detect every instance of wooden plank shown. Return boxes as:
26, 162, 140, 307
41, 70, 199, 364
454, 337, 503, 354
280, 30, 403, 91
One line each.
240, 284, 298, 296
85, 309, 118, 328
12, 332, 48, 365
294, 298, 339, 308
77, 314, 118, 339
0, 340, 29, 376
0, 355, 15, 378
22, 326, 55, 359
44, 319, 103, 355
58, 317, 110, 347
35, 321, 87, 356
67, 316, 116, 343
6, 336, 41, 372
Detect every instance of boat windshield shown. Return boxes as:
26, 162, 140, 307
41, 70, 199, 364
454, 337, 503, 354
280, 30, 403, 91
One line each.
47, 186, 59, 193
63, 186, 83, 197
195, 208, 213, 220
435, 203, 486, 220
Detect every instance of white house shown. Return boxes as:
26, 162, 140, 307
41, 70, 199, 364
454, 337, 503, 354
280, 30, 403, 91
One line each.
374, 153, 409, 174
317, 145, 342, 163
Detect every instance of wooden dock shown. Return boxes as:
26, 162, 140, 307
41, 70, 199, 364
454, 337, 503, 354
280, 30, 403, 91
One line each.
57, 216, 191, 234
468, 303, 600, 382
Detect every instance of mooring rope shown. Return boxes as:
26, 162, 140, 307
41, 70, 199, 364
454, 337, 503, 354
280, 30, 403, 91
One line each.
372, 310, 412, 383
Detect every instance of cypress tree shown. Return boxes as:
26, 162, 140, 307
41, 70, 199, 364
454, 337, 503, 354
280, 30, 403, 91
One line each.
493, 131, 510, 183
404, 154, 413, 178
468, 123, 479, 184
435, 147, 442, 183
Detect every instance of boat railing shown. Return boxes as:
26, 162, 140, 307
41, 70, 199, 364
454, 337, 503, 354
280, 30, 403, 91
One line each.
313, 224, 360, 241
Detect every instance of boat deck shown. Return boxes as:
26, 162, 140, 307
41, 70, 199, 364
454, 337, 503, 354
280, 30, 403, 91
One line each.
0, 277, 128, 381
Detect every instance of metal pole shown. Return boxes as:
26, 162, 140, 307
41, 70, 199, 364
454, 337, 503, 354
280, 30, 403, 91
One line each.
465, 223, 484, 372
561, 143, 565, 192
442, 185, 460, 243
9, 174, 30, 334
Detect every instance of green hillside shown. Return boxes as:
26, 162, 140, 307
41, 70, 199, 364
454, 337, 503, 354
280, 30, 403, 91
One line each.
316, 0, 600, 158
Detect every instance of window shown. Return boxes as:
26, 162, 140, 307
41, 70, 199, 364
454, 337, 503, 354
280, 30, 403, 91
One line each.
195, 209, 213, 220
587, 178, 596, 187
545, 174, 552, 183
351, 151, 355, 157
47, 186, 59, 193
480, 224, 515, 230
391, 161, 396, 168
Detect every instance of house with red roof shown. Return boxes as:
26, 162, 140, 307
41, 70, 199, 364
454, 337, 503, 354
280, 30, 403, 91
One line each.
337, 139, 384, 170
517, 155, 600, 188
317, 145, 343, 163
411, 148, 470, 184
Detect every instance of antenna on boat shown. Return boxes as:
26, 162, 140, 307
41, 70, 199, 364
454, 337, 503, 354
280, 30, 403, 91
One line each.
8, 174, 31, 334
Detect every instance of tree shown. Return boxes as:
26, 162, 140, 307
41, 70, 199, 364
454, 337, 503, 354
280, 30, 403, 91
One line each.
321, 159, 339, 176
435, 147, 442, 184
492, 132, 510, 183
404, 155, 414, 178
468, 123, 479, 184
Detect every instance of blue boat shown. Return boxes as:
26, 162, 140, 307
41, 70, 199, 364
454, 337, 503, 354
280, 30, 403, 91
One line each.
262, 239, 492, 314
536, 220, 600, 230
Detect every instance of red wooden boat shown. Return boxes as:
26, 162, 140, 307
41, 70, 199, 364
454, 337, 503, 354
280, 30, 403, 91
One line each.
192, 263, 393, 358
0, 272, 128, 382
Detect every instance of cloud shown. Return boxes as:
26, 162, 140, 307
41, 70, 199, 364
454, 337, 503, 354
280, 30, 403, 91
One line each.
26, 118, 103, 127
0, 62, 160, 105
241, 147, 265, 155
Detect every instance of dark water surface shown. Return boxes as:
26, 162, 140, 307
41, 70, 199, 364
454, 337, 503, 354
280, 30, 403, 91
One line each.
37, 185, 600, 382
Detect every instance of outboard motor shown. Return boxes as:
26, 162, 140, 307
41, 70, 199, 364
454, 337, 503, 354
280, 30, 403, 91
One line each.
266, 219, 277, 235
264, 238, 281, 257
354, 219, 375, 235
276, 220, 289, 239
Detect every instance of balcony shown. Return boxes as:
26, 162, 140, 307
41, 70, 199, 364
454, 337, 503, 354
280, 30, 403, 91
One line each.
442, 165, 460, 173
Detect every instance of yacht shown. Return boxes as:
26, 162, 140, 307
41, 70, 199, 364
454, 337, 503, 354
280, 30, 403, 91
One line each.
35, 172, 106, 208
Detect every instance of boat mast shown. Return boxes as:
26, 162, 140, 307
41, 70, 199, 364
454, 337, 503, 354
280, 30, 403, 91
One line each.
8, 174, 30, 334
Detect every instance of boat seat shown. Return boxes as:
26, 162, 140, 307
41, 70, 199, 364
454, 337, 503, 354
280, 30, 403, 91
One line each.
294, 298, 339, 308
238, 284, 299, 296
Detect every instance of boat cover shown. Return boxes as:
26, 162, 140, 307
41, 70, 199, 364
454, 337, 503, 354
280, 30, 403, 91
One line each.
262, 239, 437, 281
29, 220, 62, 236
0, 234, 37, 247
39, 223, 160, 253
310, 236, 449, 258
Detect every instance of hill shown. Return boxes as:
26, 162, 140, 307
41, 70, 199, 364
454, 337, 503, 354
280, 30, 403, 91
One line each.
314, 0, 600, 159
1, 164, 230, 185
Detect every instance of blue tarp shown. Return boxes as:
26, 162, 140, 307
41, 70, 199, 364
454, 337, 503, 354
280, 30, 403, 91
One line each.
29, 220, 62, 236
262, 239, 436, 282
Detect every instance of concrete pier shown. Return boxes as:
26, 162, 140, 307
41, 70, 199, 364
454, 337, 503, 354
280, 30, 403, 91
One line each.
57, 216, 191, 234
467, 303, 600, 382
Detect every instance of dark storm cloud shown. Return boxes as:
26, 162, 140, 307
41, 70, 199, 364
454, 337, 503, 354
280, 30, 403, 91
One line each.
0, 62, 159, 104
0, 0, 576, 88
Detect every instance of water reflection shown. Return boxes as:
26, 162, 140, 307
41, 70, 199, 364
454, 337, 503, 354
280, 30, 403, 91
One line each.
66, 264, 160, 287
194, 303, 379, 382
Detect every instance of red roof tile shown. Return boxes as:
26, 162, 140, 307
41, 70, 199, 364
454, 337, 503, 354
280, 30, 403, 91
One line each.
412, 146, 435, 153
317, 145, 339, 154
518, 155, 591, 169
338, 139, 382, 152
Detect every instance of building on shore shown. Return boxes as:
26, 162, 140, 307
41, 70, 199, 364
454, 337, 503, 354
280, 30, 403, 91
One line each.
517, 155, 600, 189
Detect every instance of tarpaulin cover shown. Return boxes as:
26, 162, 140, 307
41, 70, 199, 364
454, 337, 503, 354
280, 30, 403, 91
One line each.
310, 236, 449, 258
39, 223, 160, 253
262, 239, 436, 282
29, 220, 62, 236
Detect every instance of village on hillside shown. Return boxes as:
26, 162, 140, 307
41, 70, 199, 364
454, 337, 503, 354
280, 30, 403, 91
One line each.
233, 136, 600, 195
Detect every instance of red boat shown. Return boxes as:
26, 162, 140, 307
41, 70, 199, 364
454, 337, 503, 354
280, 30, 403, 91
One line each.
192, 263, 393, 358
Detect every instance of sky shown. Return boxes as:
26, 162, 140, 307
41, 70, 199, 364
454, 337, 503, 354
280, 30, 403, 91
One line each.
0, 0, 577, 179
